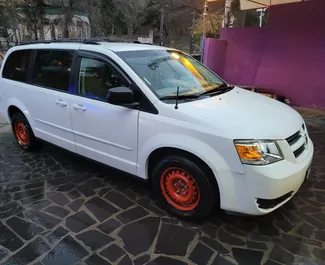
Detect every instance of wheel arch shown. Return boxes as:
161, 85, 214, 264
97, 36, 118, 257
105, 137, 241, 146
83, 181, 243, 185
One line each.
147, 147, 213, 180
8, 105, 24, 121
139, 133, 233, 177
6, 98, 34, 129
146, 147, 220, 201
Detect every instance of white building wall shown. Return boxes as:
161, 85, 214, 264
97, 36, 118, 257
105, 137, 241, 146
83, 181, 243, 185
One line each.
42, 14, 91, 40
4, 13, 91, 44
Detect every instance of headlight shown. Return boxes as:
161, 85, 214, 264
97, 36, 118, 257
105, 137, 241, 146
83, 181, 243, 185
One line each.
234, 140, 283, 165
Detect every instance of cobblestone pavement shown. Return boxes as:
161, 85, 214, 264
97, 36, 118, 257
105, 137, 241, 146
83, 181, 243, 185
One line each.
0, 109, 325, 265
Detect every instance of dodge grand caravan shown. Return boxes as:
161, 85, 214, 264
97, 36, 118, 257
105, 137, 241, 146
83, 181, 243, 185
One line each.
0, 40, 313, 219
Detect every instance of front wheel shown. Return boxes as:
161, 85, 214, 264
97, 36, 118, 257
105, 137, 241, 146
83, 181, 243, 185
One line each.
152, 156, 217, 219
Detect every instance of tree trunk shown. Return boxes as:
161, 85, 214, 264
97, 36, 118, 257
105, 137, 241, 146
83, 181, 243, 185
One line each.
34, 25, 38, 40
111, 24, 115, 36
63, 15, 71, 38
13, 28, 18, 45
39, 25, 45, 40
127, 23, 134, 36
63, 26, 69, 38
63, 0, 74, 38
223, 0, 232, 27
51, 24, 56, 39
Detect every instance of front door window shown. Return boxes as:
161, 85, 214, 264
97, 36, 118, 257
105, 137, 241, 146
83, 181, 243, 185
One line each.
78, 57, 127, 101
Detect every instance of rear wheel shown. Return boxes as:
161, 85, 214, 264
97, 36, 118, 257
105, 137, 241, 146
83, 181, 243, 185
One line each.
11, 113, 39, 151
152, 156, 217, 219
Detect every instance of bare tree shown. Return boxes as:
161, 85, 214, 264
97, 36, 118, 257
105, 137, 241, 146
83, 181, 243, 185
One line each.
21, 0, 47, 40
0, 0, 21, 45
56, 0, 76, 38
113, 0, 149, 35
79, 0, 145, 37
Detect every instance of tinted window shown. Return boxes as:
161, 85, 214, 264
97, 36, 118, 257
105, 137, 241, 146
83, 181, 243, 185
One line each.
32, 50, 73, 91
78, 57, 127, 100
2, 50, 31, 82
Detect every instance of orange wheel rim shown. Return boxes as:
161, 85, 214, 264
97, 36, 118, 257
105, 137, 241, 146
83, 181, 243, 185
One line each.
160, 167, 200, 211
14, 121, 29, 145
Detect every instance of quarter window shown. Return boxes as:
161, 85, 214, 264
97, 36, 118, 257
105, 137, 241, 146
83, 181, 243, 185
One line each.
32, 50, 73, 92
2, 50, 31, 82
78, 57, 127, 101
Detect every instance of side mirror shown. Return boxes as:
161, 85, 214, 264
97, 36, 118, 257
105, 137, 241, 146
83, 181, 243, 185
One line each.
106, 86, 139, 107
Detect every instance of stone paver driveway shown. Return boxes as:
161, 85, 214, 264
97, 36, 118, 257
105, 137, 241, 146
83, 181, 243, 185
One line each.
0, 109, 324, 265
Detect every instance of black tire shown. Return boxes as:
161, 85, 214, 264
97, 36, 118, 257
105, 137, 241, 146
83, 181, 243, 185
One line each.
152, 155, 217, 219
11, 112, 40, 151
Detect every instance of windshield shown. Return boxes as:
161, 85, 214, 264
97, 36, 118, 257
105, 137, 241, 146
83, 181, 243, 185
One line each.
116, 50, 226, 98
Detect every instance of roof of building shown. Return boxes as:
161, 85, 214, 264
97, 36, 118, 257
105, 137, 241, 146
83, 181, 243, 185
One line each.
239, 0, 310, 10
16, 5, 89, 17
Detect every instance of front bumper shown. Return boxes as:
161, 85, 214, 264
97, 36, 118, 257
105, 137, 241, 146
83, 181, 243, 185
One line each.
218, 138, 314, 215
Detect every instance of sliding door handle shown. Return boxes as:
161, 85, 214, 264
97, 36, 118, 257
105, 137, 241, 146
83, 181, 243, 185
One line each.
73, 104, 87, 111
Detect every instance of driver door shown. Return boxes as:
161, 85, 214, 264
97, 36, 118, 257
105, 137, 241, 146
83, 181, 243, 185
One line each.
70, 51, 139, 175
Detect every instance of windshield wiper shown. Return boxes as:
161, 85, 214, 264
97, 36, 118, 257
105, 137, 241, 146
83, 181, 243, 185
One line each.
160, 93, 199, 110
159, 94, 199, 101
198, 84, 234, 97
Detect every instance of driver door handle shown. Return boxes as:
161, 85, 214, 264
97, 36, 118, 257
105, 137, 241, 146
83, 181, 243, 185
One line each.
73, 104, 87, 111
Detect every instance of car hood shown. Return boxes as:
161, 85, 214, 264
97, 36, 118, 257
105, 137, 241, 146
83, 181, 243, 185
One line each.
178, 87, 303, 140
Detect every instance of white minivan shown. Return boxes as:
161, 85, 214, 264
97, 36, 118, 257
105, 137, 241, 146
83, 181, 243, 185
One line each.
0, 40, 313, 219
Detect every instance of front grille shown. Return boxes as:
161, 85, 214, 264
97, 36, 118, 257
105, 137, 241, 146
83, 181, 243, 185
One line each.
286, 124, 307, 159
286, 131, 301, 146
294, 145, 305, 158
257, 191, 294, 209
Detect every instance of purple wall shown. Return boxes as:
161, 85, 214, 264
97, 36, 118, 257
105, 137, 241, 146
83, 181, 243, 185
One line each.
204, 0, 325, 109
203, 39, 227, 77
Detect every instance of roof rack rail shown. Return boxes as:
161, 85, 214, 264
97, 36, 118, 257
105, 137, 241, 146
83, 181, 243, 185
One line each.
19, 38, 100, 46
18, 37, 152, 46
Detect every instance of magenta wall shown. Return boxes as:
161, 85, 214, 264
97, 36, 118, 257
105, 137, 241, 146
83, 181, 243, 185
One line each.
204, 0, 325, 109
203, 39, 227, 77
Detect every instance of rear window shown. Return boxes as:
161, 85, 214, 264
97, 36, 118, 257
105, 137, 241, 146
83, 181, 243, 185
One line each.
32, 50, 73, 92
2, 50, 31, 82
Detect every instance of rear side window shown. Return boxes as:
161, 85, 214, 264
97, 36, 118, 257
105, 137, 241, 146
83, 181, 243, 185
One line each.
2, 50, 31, 82
32, 50, 73, 92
